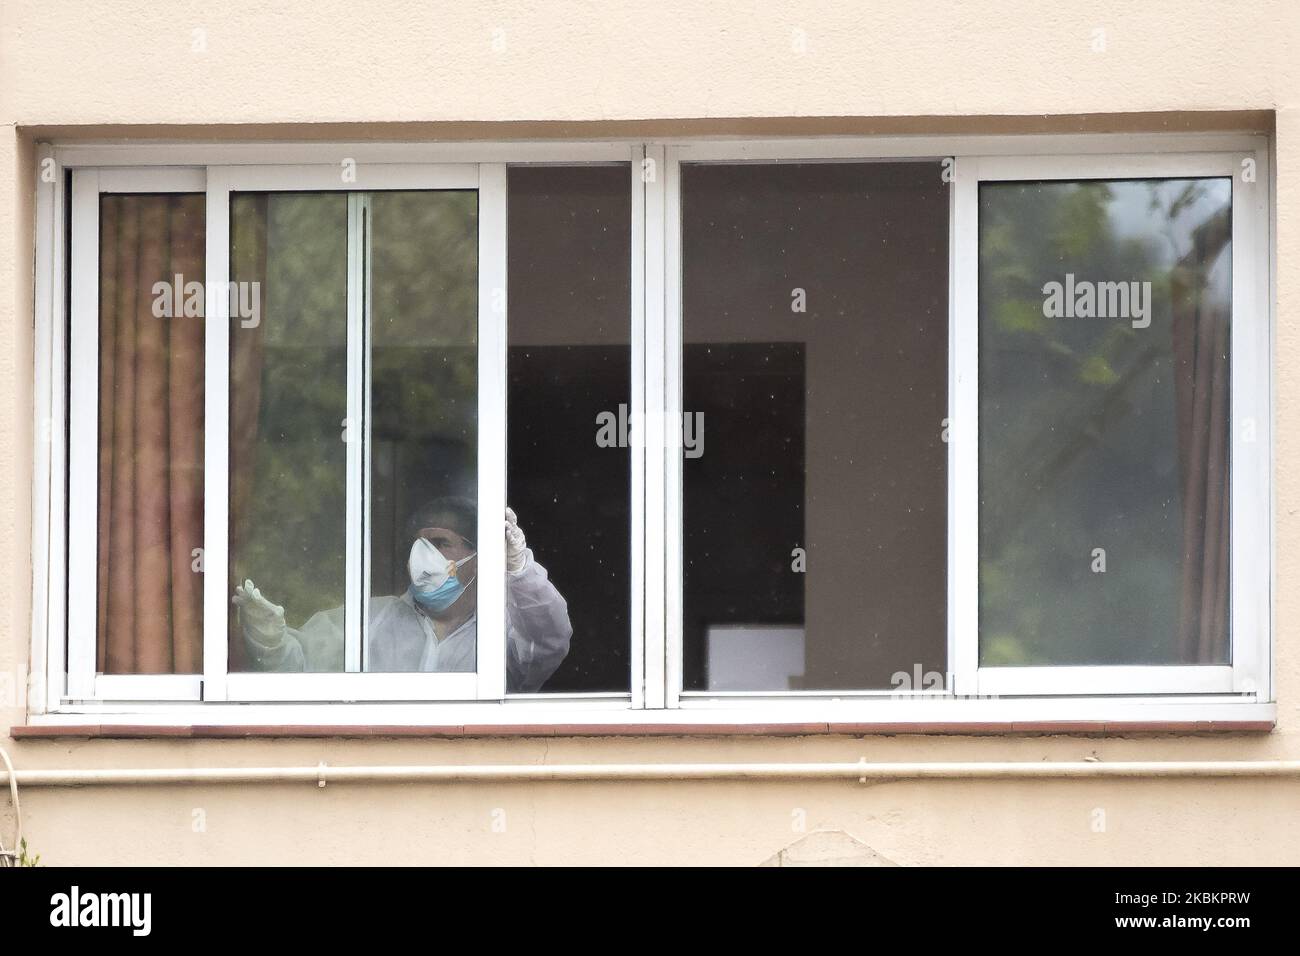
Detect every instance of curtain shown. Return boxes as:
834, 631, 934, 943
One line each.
225, 193, 269, 671
96, 194, 205, 673
1172, 208, 1232, 664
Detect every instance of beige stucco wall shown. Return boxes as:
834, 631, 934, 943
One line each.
1, 0, 1298, 865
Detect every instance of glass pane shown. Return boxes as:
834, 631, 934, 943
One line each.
507, 165, 629, 693
229, 192, 349, 672
96, 193, 205, 674
367, 190, 478, 674
680, 162, 949, 691
979, 177, 1232, 666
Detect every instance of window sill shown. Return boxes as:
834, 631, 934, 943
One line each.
9, 718, 1275, 740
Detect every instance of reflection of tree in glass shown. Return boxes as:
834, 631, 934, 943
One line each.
369, 191, 477, 456
228, 191, 480, 638
979, 178, 1231, 666
230, 193, 349, 632
368, 192, 478, 597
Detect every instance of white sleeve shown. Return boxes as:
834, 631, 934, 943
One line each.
505, 549, 574, 693
243, 605, 346, 672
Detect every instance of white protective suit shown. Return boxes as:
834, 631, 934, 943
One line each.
242, 548, 572, 693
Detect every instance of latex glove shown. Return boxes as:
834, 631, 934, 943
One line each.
505, 507, 528, 574
232, 579, 287, 646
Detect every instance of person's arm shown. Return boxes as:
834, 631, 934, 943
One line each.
502, 509, 573, 693
234, 580, 346, 672
505, 549, 574, 693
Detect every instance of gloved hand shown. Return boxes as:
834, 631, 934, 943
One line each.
505, 507, 528, 574
232, 579, 287, 646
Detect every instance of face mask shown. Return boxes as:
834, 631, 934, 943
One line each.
408, 538, 476, 613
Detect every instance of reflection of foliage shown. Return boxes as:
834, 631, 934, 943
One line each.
370, 191, 477, 348
1077, 354, 1119, 386
229, 193, 348, 628
228, 192, 478, 633
978, 178, 1232, 665
992, 298, 1046, 335
368, 192, 478, 597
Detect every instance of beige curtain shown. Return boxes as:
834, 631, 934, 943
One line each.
1172, 208, 1232, 664
225, 193, 269, 671
96, 194, 206, 673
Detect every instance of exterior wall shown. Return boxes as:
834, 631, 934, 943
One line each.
1, 0, 1298, 865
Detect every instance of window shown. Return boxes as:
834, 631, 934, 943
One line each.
223, 180, 493, 700
73, 186, 206, 700
952, 153, 1268, 699
507, 165, 634, 694
31, 136, 1272, 724
978, 174, 1233, 684
677, 161, 948, 692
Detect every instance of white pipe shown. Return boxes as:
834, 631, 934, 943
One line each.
3, 759, 1300, 787
0, 746, 20, 865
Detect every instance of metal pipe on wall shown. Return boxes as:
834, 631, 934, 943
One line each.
3, 759, 1300, 788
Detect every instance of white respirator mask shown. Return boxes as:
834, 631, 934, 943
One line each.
408, 538, 476, 612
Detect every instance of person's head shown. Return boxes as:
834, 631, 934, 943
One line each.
405, 496, 478, 618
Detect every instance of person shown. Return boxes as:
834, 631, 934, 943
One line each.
232, 498, 572, 693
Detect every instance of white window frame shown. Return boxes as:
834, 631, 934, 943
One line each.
29, 134, 1273, 727
210, 164, 504, 702
47, 144, 643, 710
953, 152, 1270, 700
659, 134, 1272, 712
67, 166, 209, 703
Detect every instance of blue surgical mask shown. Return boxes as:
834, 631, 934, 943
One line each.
408, 538, 476, 613
413, 575, 471, 613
